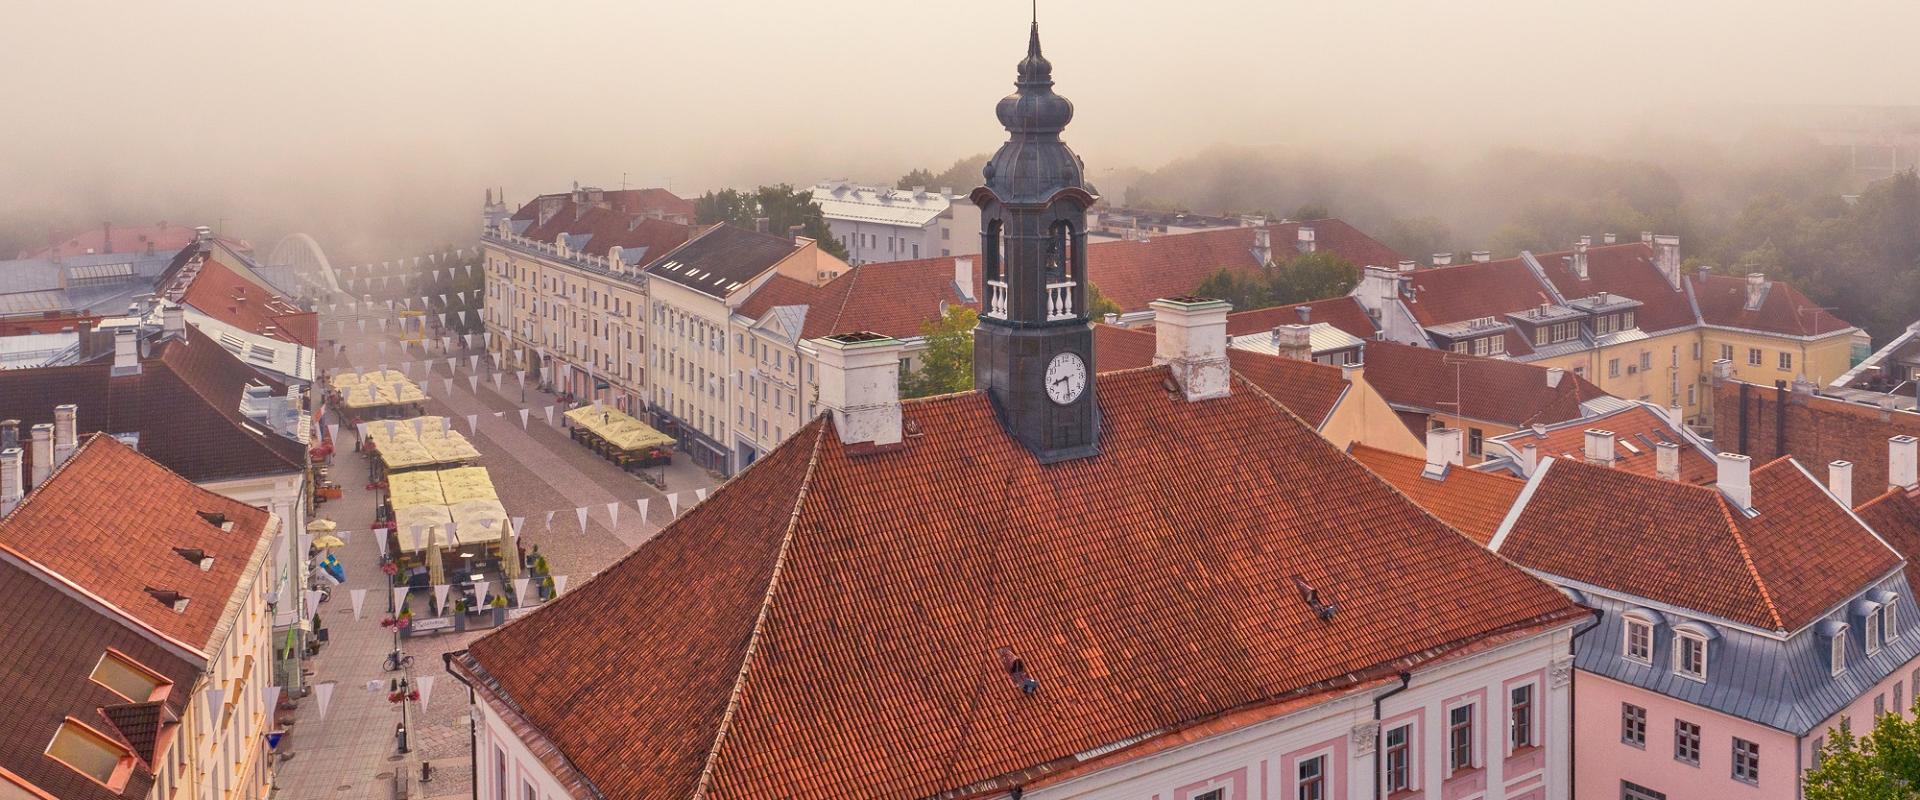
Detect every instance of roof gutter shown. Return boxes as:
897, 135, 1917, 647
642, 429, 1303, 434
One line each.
1372, 671, 1412, 800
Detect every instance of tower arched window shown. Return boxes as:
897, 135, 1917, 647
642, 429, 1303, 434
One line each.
983, 219, 1008, 319
1045, 219, 1078, 321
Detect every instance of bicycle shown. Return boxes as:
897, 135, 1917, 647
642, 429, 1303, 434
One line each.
382, 649, 414, 672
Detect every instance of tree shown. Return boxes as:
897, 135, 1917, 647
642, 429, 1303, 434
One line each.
901, 305, 977, 398
897, 154, 992, 194
1194, 268, 1271, 311
695, 184, 850, 260
1804, 715, 1920, 800
1087, 282, 1123, 320
1292, 202, 1331, 221
1190, 251, 1359, 312
896, 168, 937, 190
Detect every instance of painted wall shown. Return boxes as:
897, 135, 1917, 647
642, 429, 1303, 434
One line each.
1573, 671, 1797, 800
1319, 367, 1425, 458
1704, 328, 1855, 389
1804, 650, 1920, 766
481, 234, 649, 413
473, 694, 573, 800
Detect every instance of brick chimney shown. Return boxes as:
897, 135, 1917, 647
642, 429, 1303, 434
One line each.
1717, 452, 1753, 511
1655, 441, 1681, 481
0, 447, 20, 517
28, 424, 51, 487
1424, 427, 1464, 477
1251, 228, 1272, 266
111, 327, 141, 376
52, 405, 77, 466
1151, 297, 1232, 402
0, 420, 17, 451
810, 332, 904, 448
1584, 429, 1616, 467
1271, 324, 1312, 361
1295, 225, 1316, 253
1891, 435, 1918, 491
1830, 460, 1854, 508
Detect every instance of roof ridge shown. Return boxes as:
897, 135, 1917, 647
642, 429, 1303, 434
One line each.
1715, 494, 1787, 630
689, 423, 828, 800
818, 258, 863, 334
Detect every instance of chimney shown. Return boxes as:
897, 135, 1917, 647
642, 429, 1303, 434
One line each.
1584, 429, 1616, 467
1830, 460, 1855, 508
1711, 358, 1733, 382
1655, 441, 1681, 481
1545, 367, 1565, 389
1424, 427, 1464, 476
29, 424, 51, 487
1431, 252, 1453, 267
162, 304, 185, 339
1470, 250, 1492, 263
1251, 228, 1272, 265
1571, 238, 1590, 279
194, 225, 212, 243
954, 258, 976, 302
1744, 272, 1769, 311
810, 332, 904, 448
1891, 435, 1919, 491
1295, 225, 1316, 253
1602, 232, 1617, 245
1150, 296, 1233, 402
0, 420, 17, 451
52, 405, 77, 466
1717, 452, 1753, 511
111, 328, 141, 376
1518, 442, 1539, 477
753, 217, 770, 234
0, 447, 20, 516
1396, 259, 1417, 272
1654, 235, 1682, 289
788, 224, 805, 244
1271, 324, 1313, 361
1641, 231, 1654, 245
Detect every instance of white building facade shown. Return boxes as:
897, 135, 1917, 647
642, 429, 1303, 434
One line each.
809, 181, 981, 265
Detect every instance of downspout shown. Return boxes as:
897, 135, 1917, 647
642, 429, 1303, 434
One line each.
1738, 381, 1751, 455
1373, 671, 1413, 800
443, 651, 480, 800
1774, 380, 1788, 460
1566, 607, 1605, 800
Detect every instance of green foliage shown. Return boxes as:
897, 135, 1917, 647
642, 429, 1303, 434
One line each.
1192, 250, 1360, 312
1292, 202, 1330, 221
695, 184, 849, 260
896, 168, 938, 190
1086, 282, 1123, 320
1380, 216, 1455, 262
901, 305, 977, 399
1805, 715, 1920, 800
897, 154, 992, 193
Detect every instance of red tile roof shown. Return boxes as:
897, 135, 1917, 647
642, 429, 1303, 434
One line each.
1402, 258, 1554, 355
1856, 487, 1920, 590
180, 252, 317, 347
736, 255, 979, 341
1689, 272, 1854, 337
1225, 297, 1379, 339
1093, 325, 1349, 426
1347, 443, 1526, 545
1529, 243, 1696, 333
515, 206, 691, 263
512, 188, 694, 225
1361, 340, 1608, 428
1087, 220, 1403, 312
457, 367, 1583, 799
1491, 405, 1717, 484
0, 555, 200, 800
0, 435, 275, 651
0, 325, 309, 484
1713, 379, 1920, 504
1499, 456, 1899, 631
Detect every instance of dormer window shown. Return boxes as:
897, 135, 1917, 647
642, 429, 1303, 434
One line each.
1674, 630, 1708, 682
1868, 606, 1884, 656
1890, 602, 1902, 643
1624, 618, 1653, 664
1829, 622, 1850, 677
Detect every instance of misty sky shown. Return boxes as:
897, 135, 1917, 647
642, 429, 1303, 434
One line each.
3, 0, 1916, 257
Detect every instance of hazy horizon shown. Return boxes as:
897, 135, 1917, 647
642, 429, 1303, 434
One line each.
4, 0, 1917, 259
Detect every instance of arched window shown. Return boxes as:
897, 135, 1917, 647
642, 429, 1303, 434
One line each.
983, 219, 1004, 282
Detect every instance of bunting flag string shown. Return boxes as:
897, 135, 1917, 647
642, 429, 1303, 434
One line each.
606, 502, 620, 527
416, 676, 435, 713
575, 506, 589, 532
315, 682, 335, 719
350, 588, 367, 620
512, 577, 532, 607
553, 575, 569, 596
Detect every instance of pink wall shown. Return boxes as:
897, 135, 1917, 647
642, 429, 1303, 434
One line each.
1803, 651, 1920, 766
1574, 672, 1797, 800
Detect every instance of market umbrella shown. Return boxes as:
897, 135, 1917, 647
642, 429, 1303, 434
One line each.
425, 537, 446, 592
306, 519, 338, 533
311, 534, 346, 550
500, 518, 520, 581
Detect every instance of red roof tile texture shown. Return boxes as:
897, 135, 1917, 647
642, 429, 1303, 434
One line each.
1690, 272, 1853, 337
1347, 444, 1526, 546
1495, 405, 1717, 484
0, 556, 200, 800
515, 206, 692, 264
1225, 297, 1379, 339
460, 367, 1583, 799
1088, 220, 1403, 312
181, 253, 317, 347
1856, 487, 1920, 590
0, 435, 274, 650
1532, 243, 1696, 333
1713, 380, 1920, 504
1501, 456, 1898, 631
1092, 325, 1349, 426
736, 255, 979, 341
1362, 340, 1607, 428
512, 188, 694, 226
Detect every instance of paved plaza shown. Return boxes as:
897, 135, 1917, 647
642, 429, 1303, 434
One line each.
271, 289, 717, 798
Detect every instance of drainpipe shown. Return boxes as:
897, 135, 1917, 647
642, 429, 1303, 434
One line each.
1566, 607, 1605, 799
442, 651, 479, 800
1373, 671, 1413, 800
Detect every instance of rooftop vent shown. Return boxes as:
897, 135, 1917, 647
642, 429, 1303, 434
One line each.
1292, 575, 1338, 621
172, 547, 214, 571
997, 648, 1040, 695
144, 588, 190, 613
195, 511, 233, 531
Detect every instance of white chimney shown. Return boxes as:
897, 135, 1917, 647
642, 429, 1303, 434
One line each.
1396, 259, 1418, 272
1655, 441, 1681, 481
1432, 252, 1453, 267
1603, 233, 1617, 245
1654, 235, 1682, 289
1712, 358, 1733, 381
111, 327, 140, 376
1891, 435, 1919, 491
953, 258, 976, 303
1424, 427, 1464, 476
0, 447, 21, 516
1151, 297, 1233, 402
1717, 452, 1753, 511
1251, 228, 1272, 265
1518, 443, 1540, 477
1545, 367, 1565, 389
52, 405, 77, 466
810, 332, 904, 448
28, 424, 51, 487
1295, 225, 1316, 253
1584, 429, 1616, 467
1571, 239, 1590, 279
1271, 324, 1312, 361
162, 303, 186, 340
1830, 460, 1855, 508
1470, 250, 1492, 263
1744, 272, 1769, 311
607, 246, 625, 275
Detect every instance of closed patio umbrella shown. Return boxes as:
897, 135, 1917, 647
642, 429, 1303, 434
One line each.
425, 531, 447, 588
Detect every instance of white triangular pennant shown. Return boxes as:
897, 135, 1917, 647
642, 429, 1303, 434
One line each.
375, 529, 389, 557
544, 406, 555, 425
416, 675, 435, 712
442, 378, 452, 396
469, 354, 480, 372
512, 577, 531, 606
476, 580, 493, 605
606, 502, 619, 527
206, 688, 225, 716
575, 506, 588, 532
554, 575, 569, 596
465, 413, 478, 433
304, 590, 323, 614
468, 375, 479, 394
668, 493, 679, 517
392, 586, 408, 611
350, 588, 367, 619
518, 408, 529, 429
316, 682, 335, 718
695, 488, 708, 503
433, 584, 450, 613
264, 686, 282, 715
493, 373, 503, 391
636, 498, 649, 521
543, 510, 555, 531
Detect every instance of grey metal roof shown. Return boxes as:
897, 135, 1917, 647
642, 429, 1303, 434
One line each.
644, 225, 797, 299
1568, 573, 1920, 735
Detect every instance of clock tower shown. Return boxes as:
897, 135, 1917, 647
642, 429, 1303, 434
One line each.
971, 15, 1100, 464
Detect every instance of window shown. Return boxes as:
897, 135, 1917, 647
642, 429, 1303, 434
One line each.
1384, 724, 1412, 793
1748, 347, 1762, 366
1625, 618, 1653, 663
1721, 344, 1734, 361
1891, 603, 1901, 641
1510, 684, 1535, 749
1640, 351, 1652, 370
1468, 428, 1484, 457
1674, 633, 1707, 681
1901, 682, 1908, 716
1814, 736, 1826, 768
89, 651, 166, 702
1297, 755, 1326, 800
1194, 791, 1223, 800
1693, 342, 1703, 360
1674, 720, 1700, 765
1449, 704, 1475, 771
1622, 703, 1647, 747
48, 720, 132, 788
1869, 607, 1884, 655
1623, 781, 1668, 800
524, 781, 537, 800
1834, 630, 1849, 676
1779, 352, 1792, 371
493, 748, 508, 800
1732, 738, 1760, 784
1609, 358, 1621, 378
1533, 326, 1548, 346
1877, 694, 1886, 717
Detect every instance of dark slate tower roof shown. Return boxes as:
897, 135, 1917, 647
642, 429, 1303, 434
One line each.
982, 19, 1086, 205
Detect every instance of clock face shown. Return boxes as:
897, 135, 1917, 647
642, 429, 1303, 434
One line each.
1044, 351, 1087, 405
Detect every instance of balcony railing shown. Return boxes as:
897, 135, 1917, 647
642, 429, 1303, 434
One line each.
1046, 280, 1077, 321
986, 280, 1009, 319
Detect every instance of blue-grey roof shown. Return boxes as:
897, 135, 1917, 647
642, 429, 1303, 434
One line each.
0, 250, 179, 318
1570, 572, 1920, 735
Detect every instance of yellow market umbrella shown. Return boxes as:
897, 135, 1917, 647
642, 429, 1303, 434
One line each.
311, 534, 346, 550
425, 537, 446, 588
500, 518, 520, 581
306, 519, 338, 532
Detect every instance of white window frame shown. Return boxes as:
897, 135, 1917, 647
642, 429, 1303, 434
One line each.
1624, 617, 1654, 664
1383, 722, 1415, 794
1445, 701, 1478, 774
1890, 603, 1901, 642
1507, 680, 1539, 753
1293, 750, 1331, 800
1673, 632, 1708, 682
1868, 606, 1884, 656
1832, 625, 1849, 677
